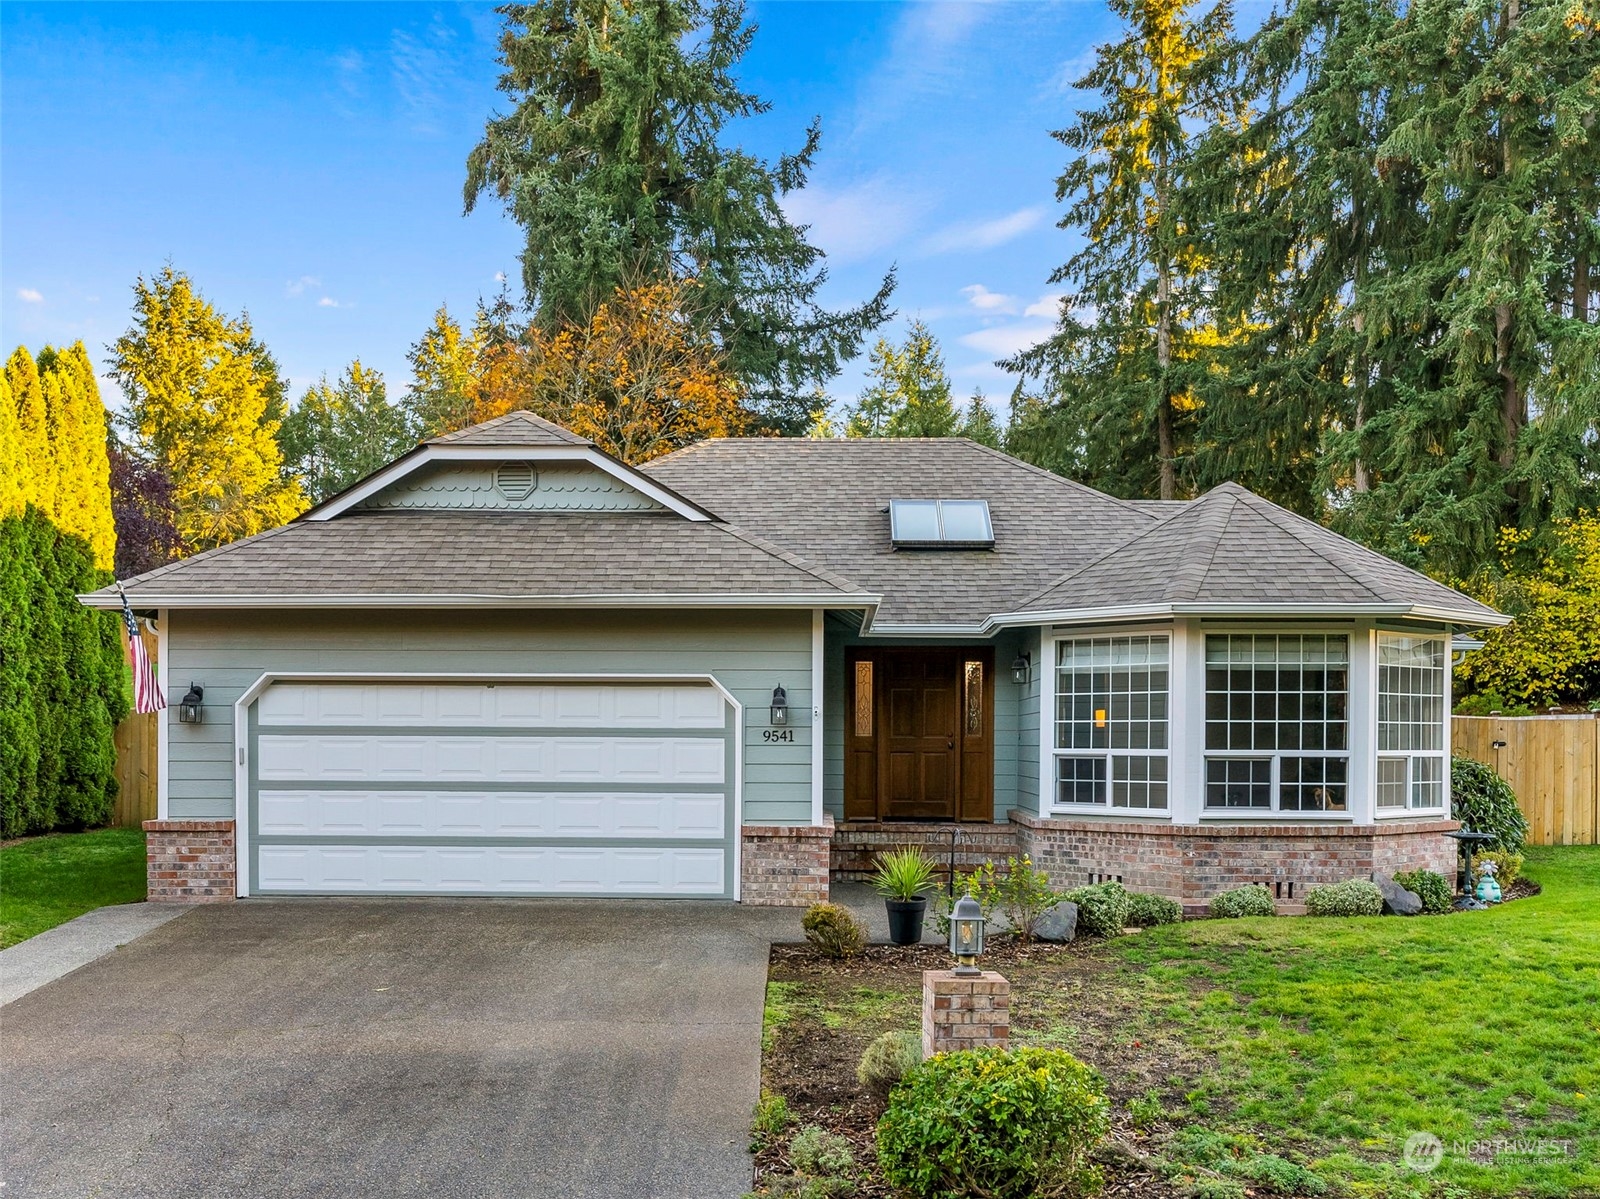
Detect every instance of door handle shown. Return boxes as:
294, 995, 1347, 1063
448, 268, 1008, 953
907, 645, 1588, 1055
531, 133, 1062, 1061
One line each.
947, 740, 954, 749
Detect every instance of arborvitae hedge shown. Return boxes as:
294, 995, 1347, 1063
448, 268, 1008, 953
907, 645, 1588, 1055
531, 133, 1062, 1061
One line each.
0, 507, 128, 836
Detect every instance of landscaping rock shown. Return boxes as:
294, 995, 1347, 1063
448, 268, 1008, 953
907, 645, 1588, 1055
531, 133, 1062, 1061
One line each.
1032, 900, 1079, 942
1375, 874, 1424, 916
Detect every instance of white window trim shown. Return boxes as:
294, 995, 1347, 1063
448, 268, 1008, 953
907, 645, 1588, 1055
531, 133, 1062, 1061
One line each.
1043, 627, 1175, 818
1374, 631, 1451, 819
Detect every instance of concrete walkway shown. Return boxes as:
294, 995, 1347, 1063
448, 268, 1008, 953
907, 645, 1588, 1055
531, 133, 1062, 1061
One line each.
0, 902, 193, 1006
1, 898, 794, 1199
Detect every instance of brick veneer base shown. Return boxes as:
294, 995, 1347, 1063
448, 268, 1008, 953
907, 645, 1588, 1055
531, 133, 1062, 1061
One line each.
1011, 812, 1459, 913
830, 820, 1020, 880
741, 817, 833, 906
144, 819, 236, 903
922, 970, 1010, 1057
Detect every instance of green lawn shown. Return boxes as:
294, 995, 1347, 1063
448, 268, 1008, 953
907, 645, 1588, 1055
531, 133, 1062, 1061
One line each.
1113, 846, 1600, 1197
0, 827, 148, 948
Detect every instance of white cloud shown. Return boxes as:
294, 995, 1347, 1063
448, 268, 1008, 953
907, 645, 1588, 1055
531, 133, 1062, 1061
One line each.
286, 275, 321, 298
959, 321, 1057, 359
852, 1, 1002, 136
924, 206, 1047, 255
16, 287, 43, 303
782, 177, 923, 265
317, 297, 340, 308
494, 271, 507, 284
1050, 49, 1101, 95
1024, 293, 1066, 319
961, 284, 1017, 314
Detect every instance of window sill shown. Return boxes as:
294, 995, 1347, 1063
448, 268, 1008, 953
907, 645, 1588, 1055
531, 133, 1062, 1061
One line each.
1048, 805, 1172, 820
1376, 807, 1448, 820
1199, 810, 1354, 822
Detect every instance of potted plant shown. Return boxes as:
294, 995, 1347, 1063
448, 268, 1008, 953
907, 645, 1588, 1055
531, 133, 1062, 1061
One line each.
871, 848, 938, 945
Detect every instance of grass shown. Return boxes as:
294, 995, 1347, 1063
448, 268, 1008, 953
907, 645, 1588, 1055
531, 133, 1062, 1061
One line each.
1111, 846, 1600, 1197
0, 827, 148, 948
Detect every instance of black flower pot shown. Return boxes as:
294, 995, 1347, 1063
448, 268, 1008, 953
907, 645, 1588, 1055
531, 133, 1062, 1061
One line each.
885, 897, 929, 946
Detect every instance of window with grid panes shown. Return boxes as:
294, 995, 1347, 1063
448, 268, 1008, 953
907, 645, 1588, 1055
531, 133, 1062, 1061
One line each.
1377, 634, 1447, 810
1054, 635, 1169, 810
1204, 634, 1349, 812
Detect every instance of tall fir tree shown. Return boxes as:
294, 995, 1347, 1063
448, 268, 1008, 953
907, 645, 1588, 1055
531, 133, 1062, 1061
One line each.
110, 267, 304, 550
957, 392, 1004, 448
464, 0, 894, 433
404, 305, 484, 437
1011, 0, 1233, 500
847, 320, 960, 438
281, 361, 417, 504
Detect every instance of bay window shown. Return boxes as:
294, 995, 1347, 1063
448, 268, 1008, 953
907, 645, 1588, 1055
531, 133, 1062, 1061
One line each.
1377, 634, 1447, 811
1054, 635, 1169, 810
1204, 633, 1349, 812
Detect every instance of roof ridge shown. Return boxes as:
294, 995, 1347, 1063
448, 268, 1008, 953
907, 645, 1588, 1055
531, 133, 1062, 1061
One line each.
1011, 490, 1209, 609
428, 409, 591, 446
1166, 489, 1238, 602
1227, 490, 1393, 602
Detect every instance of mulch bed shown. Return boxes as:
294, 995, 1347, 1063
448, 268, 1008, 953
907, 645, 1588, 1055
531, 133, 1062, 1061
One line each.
755, 934, 1204, 1197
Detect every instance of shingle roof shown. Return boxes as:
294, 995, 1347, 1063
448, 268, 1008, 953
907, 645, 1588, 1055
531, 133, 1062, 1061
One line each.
88, 511, 872, 603
642, 438, 1160, 626
1017, 482, 1502, 620
428, 410, 591, 447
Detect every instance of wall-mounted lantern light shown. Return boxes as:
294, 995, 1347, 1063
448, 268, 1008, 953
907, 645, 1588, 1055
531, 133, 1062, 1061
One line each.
770, 685, 789, 727
1010, 652, 1031, 685
177, 683, 205, 724
949, 893, 986, 976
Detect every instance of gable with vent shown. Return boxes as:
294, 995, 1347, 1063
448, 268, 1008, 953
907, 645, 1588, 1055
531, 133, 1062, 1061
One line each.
353, 459, 668, 513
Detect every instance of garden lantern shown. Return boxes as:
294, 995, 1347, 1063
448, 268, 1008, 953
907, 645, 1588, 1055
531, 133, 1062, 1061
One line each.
177, 683, 204, 724
770, 685, 788, 727
1010, 652, 1031, 685
949, 893, 985, 976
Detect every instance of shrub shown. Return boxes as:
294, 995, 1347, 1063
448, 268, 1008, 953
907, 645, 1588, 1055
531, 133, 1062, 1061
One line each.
1124, 892, 1182, 927
870, 847, 938, 901
877, 1047, 1109, 1199
1479, 849, 1524, 887
1060, 881, 1131, 938
801, 903, 866, 959
789, 1125, 855, 1178
1450, 755, 1529, 852
1453, 690, 1533, 717
857, 1030, 923, 1099
1304, 879, 1385, 917
974, 856, 1061, 941
1208, 885, 1276, 919
1392, 868, 1453, 914
750, 1091, 792, 1151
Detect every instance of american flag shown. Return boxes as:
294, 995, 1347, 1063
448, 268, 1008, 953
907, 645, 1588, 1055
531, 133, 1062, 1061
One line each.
119, 589, 166, 714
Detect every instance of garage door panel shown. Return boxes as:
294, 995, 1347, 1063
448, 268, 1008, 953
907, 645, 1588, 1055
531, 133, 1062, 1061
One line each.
257, 683, 725, 729
257, 790, 726, 839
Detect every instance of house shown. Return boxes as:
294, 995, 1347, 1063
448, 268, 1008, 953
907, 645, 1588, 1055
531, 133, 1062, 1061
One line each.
82, 411, 1507, 910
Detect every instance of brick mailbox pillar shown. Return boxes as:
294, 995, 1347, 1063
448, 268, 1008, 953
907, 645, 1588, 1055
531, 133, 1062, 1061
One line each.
922, 970, 1010, 1057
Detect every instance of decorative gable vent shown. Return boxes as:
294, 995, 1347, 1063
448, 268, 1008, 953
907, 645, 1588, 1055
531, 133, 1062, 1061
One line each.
494, 462, 538, 501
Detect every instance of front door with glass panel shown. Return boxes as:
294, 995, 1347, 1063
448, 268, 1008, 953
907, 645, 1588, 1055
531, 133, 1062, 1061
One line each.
844, 648, 994, 822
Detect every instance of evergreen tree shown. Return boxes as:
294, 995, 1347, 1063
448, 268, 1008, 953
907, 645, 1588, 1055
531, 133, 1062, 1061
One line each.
7, 347, 54, 515
958, 392, 1003, 448
404, 305, 484, 437
281, 361, 417, 504
110, 267, 305, 550
847, 320, 959, 438
35, 343, 117, 570
464, 0, 895, 433
1012, 0, 1232, 500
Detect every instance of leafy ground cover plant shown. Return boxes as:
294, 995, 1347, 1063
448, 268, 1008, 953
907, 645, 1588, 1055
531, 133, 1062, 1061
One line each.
856, 1030, 922, 1100
877, 1046, 1110, 1199
1391, 868, 1453, 914
1060, 881, 1131, 938
1304, 879, 1385, 917
1124, 892, 1182, 927
1208, 884, 1276, 919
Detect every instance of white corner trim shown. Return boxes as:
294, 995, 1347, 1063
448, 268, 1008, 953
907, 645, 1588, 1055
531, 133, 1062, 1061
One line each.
302, 444, 715, 523
231, 670, 746, 902
156, 607, 169, 821
811, 608, 825, 825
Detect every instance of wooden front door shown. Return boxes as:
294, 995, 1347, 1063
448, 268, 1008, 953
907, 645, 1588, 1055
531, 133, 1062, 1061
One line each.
844, 648, 994, 822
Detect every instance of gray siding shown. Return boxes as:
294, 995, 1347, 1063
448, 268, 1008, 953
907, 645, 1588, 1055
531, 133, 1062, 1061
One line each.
821, 620, 1043, 822
165, 608, 813, 825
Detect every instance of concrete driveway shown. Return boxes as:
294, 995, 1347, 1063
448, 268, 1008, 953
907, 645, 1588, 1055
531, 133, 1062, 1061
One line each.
1, 899, 793, 1199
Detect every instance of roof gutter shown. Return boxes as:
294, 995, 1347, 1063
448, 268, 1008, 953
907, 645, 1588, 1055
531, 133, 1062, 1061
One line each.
79, 591, 882, 616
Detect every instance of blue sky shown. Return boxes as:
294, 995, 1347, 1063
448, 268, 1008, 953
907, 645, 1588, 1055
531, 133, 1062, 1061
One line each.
1, 1, 1246, 418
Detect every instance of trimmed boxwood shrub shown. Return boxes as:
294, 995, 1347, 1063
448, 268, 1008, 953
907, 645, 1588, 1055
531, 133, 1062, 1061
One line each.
1209, 884, 1276, 919
1304, 879, 1385, 917
1124, 892, 1182, 927
1060, 881, 1131, 938
877, 1047, 1109, 1199
801, 902, 866, 958
1392, 868, 1453, 914
1450, 755, 1528, 852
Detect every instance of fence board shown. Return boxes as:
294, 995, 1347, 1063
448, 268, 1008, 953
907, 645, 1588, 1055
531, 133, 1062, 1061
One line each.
1452, 714, 1600, 846
112, 624, 160, 828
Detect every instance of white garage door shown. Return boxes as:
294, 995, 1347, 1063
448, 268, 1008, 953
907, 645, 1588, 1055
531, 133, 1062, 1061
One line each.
246, 680, 736, 898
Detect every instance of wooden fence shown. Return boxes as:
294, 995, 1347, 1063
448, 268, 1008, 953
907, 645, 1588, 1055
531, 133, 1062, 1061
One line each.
1453, 714, 1600, 846
111, 622, 160, 828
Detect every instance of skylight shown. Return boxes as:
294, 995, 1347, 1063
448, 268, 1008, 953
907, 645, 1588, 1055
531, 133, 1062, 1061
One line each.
889, 499, 994, 547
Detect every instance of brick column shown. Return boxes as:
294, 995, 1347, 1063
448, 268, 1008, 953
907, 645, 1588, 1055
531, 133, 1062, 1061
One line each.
143, 819, 236, 902
740, 817, 833, 906
922, 970, 1010, 1057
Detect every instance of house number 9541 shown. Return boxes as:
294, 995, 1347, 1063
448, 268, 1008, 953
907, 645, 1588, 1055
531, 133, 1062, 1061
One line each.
762, 729, 796, 742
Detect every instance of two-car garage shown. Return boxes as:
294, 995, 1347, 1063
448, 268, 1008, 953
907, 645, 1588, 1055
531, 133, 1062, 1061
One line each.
241, 678, 738, 899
